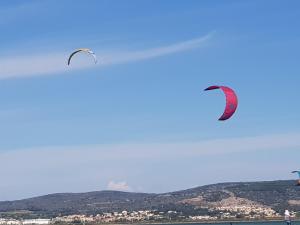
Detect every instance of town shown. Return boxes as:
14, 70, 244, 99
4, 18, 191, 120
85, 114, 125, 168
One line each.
0, 205, 294, 225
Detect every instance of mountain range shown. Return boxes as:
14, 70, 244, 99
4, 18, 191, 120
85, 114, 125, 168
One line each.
0, 180, 299, 218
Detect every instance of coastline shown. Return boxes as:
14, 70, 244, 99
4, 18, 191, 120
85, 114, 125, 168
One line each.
79, 219, 300, 225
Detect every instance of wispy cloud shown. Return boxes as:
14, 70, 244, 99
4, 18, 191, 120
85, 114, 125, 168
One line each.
101, 33, 213, 65
107, 181, 132, 192
0, 33, 213, 80
1, 133, 300, 161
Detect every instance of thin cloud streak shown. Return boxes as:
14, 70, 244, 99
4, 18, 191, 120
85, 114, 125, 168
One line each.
102, 33, 213, 65
0, 33, 213, 80
1, 132, 299, 162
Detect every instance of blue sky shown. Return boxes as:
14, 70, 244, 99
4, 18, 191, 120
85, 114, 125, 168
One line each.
0, 0, 300, 200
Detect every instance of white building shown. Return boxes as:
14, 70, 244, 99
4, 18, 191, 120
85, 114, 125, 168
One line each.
0, 219, 21, 225
22, 219, 50, 225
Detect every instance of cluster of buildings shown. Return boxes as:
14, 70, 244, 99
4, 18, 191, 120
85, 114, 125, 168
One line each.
212, 206, 282, 219
0, 210, 185, 224
0, 219, 50, 225
54, 210, 176, 223
189, 206, 284, 221
0, 207, 295, 224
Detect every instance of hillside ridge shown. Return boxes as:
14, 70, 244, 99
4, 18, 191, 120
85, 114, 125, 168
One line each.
0, 180, 298, 218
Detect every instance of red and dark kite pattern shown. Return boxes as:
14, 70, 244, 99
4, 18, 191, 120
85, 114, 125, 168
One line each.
204, 85, 238, 121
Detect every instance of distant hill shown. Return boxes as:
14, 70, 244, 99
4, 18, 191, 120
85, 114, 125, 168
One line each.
0, 180, 299, 218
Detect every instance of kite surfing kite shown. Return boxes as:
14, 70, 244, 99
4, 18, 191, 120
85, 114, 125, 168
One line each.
292, 171, 300, 186
204, 85, 238, 121
67, 48, 97, 65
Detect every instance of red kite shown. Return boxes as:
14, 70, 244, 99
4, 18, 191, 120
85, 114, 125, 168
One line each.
204, 85, 238, 121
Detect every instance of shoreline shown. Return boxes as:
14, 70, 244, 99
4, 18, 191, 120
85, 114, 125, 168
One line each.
84, 219, 300, 225
137, 221, 298, 225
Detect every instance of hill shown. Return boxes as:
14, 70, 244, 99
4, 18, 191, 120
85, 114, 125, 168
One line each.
0, 180, 299, 218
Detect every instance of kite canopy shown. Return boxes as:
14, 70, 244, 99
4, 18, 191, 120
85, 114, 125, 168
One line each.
204, 85, 238, 121
291, 171, 300, 186
292, 171, 300, 178
67, 48, 97, 65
